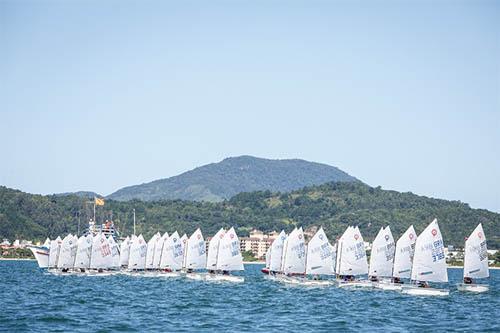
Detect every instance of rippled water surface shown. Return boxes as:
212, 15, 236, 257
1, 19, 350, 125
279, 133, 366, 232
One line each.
1, 261, 499, 332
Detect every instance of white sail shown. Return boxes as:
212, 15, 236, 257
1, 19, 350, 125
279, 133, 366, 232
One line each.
393, 225, 417, 279
160, 231, 184, 270
269, 230, 286, 272
183, 228, 206, 270
207, 228, 225, 270
57, 234, 77, 269
464, 223, 489, 279
216, 227, 244, 271
305, 227, 334, 275
43, 238, 51, 247
108, 236, 120, 269
368, 226, 395, 277
90, 233, 113, 269
74, 235, 93, 269
337, 226, 368, 276
283, 227, 306, 274
119, 236, 131, 267
265, 247, 271, 269
411, 219, 448, 283
48, 236, 62, 268
153, 232, 168, 269
128, 234, 147, 270
330, 242, 337, 273
280, 228, 297, 272
145, 233, 160, 269
335, 226, 352, 274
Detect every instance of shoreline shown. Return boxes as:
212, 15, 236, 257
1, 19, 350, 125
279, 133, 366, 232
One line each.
0, 258, 35, 261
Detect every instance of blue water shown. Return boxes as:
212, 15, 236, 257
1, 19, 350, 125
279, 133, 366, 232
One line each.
1, 261, 499, 332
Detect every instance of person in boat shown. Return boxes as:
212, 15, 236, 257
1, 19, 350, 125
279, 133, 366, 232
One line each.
187, 268, 193, 273
208, 270, 215, 274
417, 281, 429, 288
62, 268, 69, 273
392, 277, 402, 284
222, 270, 229, 275
313, 275, 320, 280
369, 275, 378, 282
98, 268, 104, 273
463, 277, 473, 285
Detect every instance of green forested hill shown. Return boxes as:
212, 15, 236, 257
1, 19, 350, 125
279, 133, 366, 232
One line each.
107, 155, 359, 202
1, 183, 498, 248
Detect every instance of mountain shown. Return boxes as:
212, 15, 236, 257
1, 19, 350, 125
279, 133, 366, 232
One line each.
1, 182, 498, 249
107, 155, 359, 202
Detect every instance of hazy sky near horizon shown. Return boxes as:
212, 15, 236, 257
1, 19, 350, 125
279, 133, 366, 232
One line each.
1, 0, 499, 212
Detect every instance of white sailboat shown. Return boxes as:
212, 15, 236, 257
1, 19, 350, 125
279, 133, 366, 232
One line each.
301, 227, 335, 286
145, 233, 161, 271
402, 219, 449, 296
89, 233, 113, 274
279, 227, 306, 284
74, 234, 93, 272
48, 236, 62, 270
379, 225, 418, 290
159, 231, 184, 276
128, 234, 147, 271
369, 226, 396, 289
207, 227, 244, 283
183, 228, 207, 280
206, 228, 225, 272
57, 234, 78, 272
264, 230, 286, 276
153, 232, 168, 269
264, 247, 271, 274
119, 236, 131, 268
28, 237, 51, 268
108, 236, 120, 270
457, 223, 489, 293
336, 226, 371, 288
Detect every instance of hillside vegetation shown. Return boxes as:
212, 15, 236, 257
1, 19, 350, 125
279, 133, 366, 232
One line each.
107, 155, 358, 202
1, 182, 498, 248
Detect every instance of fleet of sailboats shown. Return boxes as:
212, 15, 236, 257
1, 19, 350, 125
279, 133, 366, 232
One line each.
29, 218, 491, 294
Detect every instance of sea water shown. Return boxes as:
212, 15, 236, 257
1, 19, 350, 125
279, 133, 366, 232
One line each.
0, 261, 498, 332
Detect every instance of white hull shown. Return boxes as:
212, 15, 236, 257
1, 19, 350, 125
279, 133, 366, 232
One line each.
205, 274, 244, 283
401, 286, 449, 296
85, 270, 119, 276
158, 271, 182, 278
374, 281, 403, 291
185, 272, 207, 281
337, 280, 373, 289
457, 283, 488, 293
28, 246, 49, 268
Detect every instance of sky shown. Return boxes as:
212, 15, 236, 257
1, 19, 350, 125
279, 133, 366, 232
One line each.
1, 0, 499, 212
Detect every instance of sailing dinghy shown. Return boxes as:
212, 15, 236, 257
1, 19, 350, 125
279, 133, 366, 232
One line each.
153, 232, 168, 270
377, 225, 417, 291
401, 219, 449, 296
56, 234, 78, 273
457, 223, 489, 293
263, 230, 287, 277
301, 227, 335, 286
159, 231, 184, 277
183, 229, 207, 280
206, 228, 225, 273
369, 226, 396, 289
119, 236, 131, 269
108, 236, 121, 270
335, 226, 372, 288
47, 236, 62, 272
278, 227, 306, 284
145, 233, 161, 272
205, 227, 244, 282
88, 232, 114, 275
127, 234, 147, 272
74, 235, 93, 272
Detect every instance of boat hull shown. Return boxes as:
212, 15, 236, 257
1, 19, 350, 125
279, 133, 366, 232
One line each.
374, 281, 403, 291
457, 283, 488, 293
401, 286, 449, 296
185, 273, 207, 281
205, 274, 244, 283
28, 246, 49, 268
337, 280, 373, 289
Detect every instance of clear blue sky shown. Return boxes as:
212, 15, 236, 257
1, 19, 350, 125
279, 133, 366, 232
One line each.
1, 0, 499, 212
